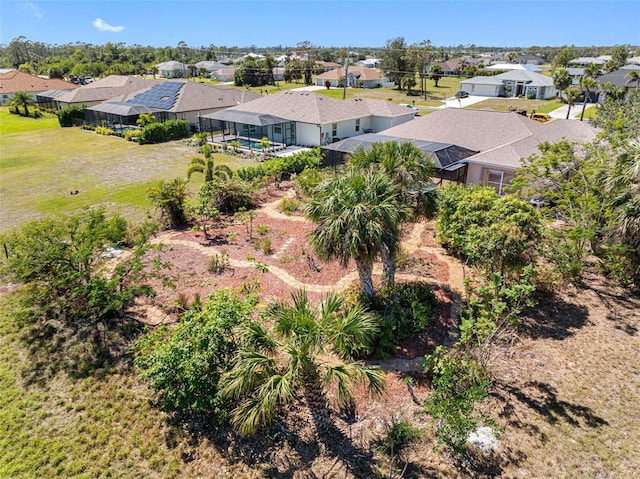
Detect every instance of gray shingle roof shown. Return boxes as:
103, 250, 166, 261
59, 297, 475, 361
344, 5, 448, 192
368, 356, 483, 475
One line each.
380, 109, 599, 169
219, 91, 415, 124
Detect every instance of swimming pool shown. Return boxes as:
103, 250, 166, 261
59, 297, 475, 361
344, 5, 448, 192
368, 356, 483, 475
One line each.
222, 138, 265, 150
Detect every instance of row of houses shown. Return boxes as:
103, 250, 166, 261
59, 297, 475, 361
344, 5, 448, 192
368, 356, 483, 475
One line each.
1, 71, 601, 197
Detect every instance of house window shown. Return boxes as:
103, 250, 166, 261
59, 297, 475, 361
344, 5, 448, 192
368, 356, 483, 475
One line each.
355, 119, 360, 132
274, 124, 282, 134
482, 168, 515, 196
332, 123, 337, 137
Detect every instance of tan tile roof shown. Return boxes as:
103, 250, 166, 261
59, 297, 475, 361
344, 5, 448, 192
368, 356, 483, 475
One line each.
381, 109, 600, 168
55, 75, 162, 104
0, 70, 79, 94
224, 91, 414, 124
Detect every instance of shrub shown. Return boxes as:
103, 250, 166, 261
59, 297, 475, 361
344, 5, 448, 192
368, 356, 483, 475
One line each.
137, 120, 189, 145
133, 289, 258, 416
208, 252, 230, 275
279, 197, 300, 215
256, 224, 270, 235
56, 105, 85, 127
436, 184, 541, 276
379, 417, 422, 455
370, 282, 438, 357
95, 126, 115, 136
424, 347, 492, 454
199, 178, 259, 215
1, 207, 156, 329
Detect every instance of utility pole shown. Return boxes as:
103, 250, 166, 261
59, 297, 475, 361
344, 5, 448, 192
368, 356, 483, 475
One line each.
342, 51, 349, 100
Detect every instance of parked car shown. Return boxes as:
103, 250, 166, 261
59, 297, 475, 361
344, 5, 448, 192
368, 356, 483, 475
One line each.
399, 103, 420, 116
530, 112, 552, 123
455, 90, 469, 99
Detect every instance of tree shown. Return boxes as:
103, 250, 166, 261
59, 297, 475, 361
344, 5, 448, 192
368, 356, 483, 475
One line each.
551, 67, 572, 95
220, 290, 385, 437
380, 37, 411, 89
429, 64, 443, 87
146, 177, 189, 227
563, 88, 581, 119
1, 207, 157, 330
436, 184, 541, 277
406, 40, 435, 98
403, 74, 416, 94
9, 91, 33, 116
348, 141, 435, 286
134, 289, 258, 415
305, 170, 409, 298
187, 156, 232, 183
552, 46, 575, 69
579, 77, 600, 121
625, 70, 640, 90
136, 112, 156, 127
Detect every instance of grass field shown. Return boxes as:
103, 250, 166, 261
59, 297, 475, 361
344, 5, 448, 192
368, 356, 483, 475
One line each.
0, 108, 256, 233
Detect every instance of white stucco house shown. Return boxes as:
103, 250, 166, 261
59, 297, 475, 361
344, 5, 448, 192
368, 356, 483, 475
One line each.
199, 90, 416, 148
461, 70, 555, 99
155, 61, 188, 78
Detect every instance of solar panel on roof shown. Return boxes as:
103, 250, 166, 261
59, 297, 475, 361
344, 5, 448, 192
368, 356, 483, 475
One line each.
124, 82, 183, 110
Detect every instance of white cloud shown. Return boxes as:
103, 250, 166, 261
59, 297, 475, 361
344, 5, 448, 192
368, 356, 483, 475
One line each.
23, 2, 43, 19
92, 18, 125, 33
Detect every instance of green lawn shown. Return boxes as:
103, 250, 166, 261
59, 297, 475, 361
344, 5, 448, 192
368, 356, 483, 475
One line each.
466, 97, 565, 114
0, 108, 256, 234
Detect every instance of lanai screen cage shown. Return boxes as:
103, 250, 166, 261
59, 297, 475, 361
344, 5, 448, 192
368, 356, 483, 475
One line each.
84, 103, 160, 129
321, 133, 476, 183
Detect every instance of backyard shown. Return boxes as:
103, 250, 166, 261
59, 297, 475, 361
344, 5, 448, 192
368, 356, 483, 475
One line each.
1, 101, 639, 478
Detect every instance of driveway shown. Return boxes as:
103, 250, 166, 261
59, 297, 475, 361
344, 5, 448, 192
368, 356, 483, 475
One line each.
548, 102, 596, 120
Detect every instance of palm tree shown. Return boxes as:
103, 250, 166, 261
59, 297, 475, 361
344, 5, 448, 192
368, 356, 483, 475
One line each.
551, 67, 572, 97
601, 138, 640, 251
220, 290, 385, 437
10, 91, 33, 116
625, 70, 640, 90
349, 141, 435, 286
305, 170, 410, 299
579, 77, 600, 122
186, 157, 232, 182
429, 64, 443, 87
146, 177, 189, 227
563, 88, 581, 119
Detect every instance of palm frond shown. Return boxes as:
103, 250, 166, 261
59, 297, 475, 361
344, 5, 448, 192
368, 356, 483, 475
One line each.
219, 351, 277, 400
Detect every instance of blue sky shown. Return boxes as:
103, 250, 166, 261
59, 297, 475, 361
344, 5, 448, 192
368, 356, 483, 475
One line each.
1, 0, 639, 49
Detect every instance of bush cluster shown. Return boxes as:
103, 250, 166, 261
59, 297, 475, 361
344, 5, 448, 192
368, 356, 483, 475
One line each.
236, 148, 321, 181
137, 120, 189, 144
56, 105, 85, 127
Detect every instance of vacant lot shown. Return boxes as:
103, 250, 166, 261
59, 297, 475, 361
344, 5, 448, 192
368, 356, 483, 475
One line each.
0, 109, 255, 233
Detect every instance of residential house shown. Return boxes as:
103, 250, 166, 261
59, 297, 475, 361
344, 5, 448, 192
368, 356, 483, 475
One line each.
514, 54, 545, 65
461, 70, 555, 99
155, 61, 188, 78
570, 56, 611, 67
195, 61, 228, 75
315, 66, 392, 88
199, 90, 416, 148
356, 58, 382, 68
596, 64, 640, 93
0, 70, 78, 106
54, 75, 162, 108
484, 63, 542, 72
211, 66, 239, 82
355, 108, 599, 194
316, 61, 342, 72
85, 81, 260, 129
433, 59, 464, 76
